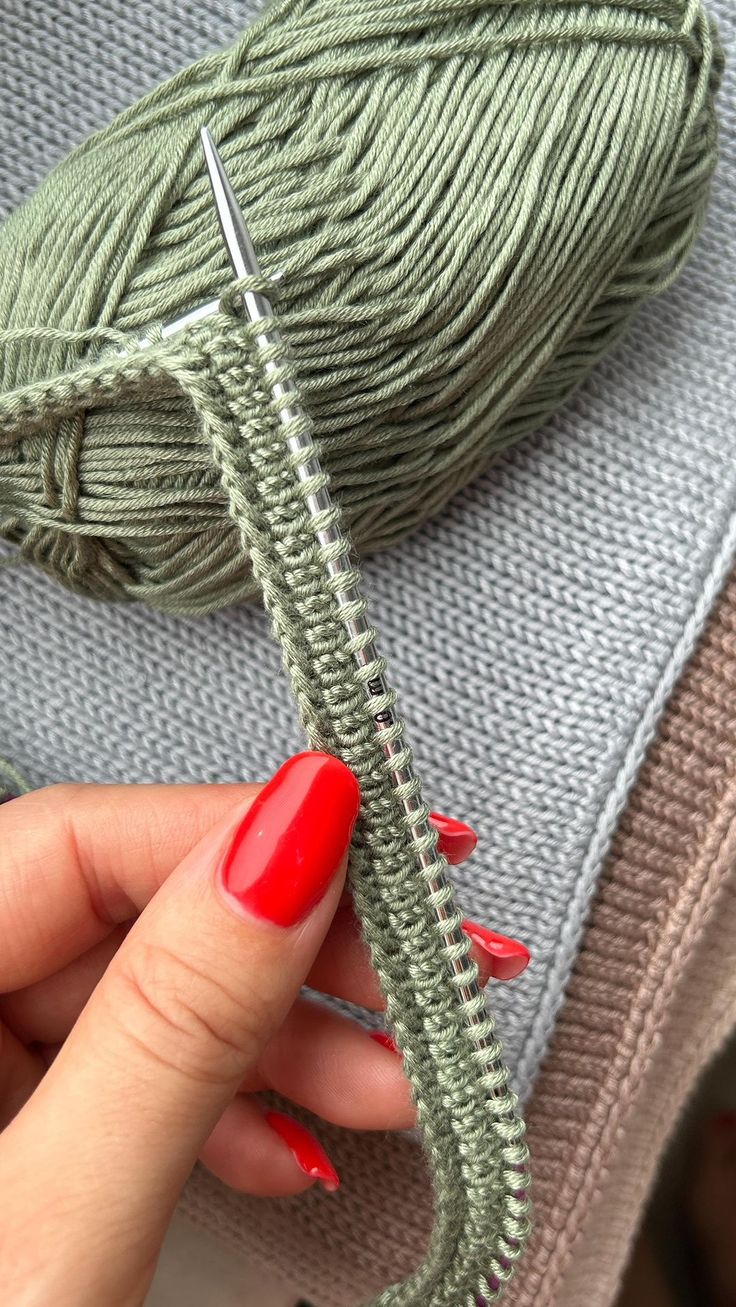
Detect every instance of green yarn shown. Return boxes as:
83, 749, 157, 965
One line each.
0, 296, 534, 1306
0, 0, 720, 613
199, 307, 530, 1302
0, 757, 29, 803
0, 2, 722, 1303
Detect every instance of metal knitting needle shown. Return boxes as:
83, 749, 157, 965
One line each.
199, 127, 501, 1075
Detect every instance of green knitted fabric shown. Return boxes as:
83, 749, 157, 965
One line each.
0, 302, 531, 1304
0, 0, 721, 613
0, 758, 29, 804
201, 310, 529, 1305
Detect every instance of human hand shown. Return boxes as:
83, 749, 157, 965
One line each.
0, 752, 529, 1306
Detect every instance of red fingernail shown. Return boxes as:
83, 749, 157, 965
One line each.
430, 811, 478, 864
463, 920, 531, 981
221, 753, 360, 927
369, 1030, 400, 1055
264, 1110, 340, 1192
713, 1111, 736, 1133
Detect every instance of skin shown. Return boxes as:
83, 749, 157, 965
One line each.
0, 778, 499, 1306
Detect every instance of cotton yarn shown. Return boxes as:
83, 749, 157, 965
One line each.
0, 0, 721, 614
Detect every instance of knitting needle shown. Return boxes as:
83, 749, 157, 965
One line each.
199, 126, 504, 1081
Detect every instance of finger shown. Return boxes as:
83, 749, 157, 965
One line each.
429, 811, 477, 864
1, 911, 378, 1048
0, 929, 129, 1043
461, 920, 531, 981
200, 1098, 337, 1197
0, 753, 359, 1307
308, 904, 531, 1009
0, 1021, 44, 1130
0, 788, 475, 992
0, 781, 257, 989
248, 997, 415, 1130
0, 909, 383, 1048
2, 901, 530, 1048
306, 899, 383, 1006
186, 999, 411, 1133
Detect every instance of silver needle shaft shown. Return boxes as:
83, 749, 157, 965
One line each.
200, 126, 502, 1081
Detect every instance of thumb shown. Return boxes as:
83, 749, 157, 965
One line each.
0, 752, 359, 1307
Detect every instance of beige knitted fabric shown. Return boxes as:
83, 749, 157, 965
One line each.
180, 571, 736, 1306
509, 571, 736, 1307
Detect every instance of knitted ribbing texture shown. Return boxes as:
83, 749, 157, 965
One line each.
0, 300, 531, 1303
179, 308, 531, 1306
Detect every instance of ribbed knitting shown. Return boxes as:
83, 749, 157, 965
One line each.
510, 568, 736, 1307
0, 299, 530, 1302
198, 310, 530, 1303
160, 305, 531, 1305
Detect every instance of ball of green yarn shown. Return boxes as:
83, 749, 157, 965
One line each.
0, 0, 721, 615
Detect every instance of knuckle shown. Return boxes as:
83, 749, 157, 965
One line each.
108, 941, 266, 1087
42, 782, 86, 806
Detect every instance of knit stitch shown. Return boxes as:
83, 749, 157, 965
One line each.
1, 294, 532, 1303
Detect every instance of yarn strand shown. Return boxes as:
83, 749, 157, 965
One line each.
0, 0, 720, 613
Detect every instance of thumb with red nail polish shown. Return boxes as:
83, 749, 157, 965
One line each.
0, 753, 359, 1307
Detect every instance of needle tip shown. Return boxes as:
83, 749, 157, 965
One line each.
198, 122, 262, 283
200, 124, 217, 173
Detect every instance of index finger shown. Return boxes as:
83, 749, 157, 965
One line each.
0, 782, 259, 990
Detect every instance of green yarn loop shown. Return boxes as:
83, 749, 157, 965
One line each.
0, 757, 30, 803
0, 0, 721, 613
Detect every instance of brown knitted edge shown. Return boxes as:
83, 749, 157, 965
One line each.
508, 572, 736, 1307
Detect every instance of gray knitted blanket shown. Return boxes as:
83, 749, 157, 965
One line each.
0, 0, 733, 1150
